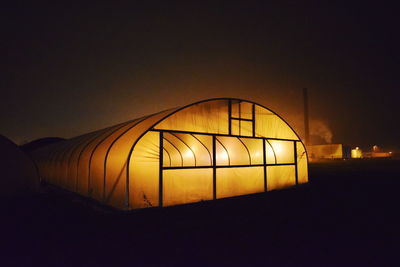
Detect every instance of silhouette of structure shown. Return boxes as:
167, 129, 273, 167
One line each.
0, 135, 40, 196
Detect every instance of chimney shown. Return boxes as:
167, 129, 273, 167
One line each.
303, 88, 310, 146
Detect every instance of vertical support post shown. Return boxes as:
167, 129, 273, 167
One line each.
212, 135, 217, 200
228, 99, 232, 135
262, 139, 267, 192
294, 141, 298, 185
238, 101, 241, 136
252, 103, 256, 137
159, 132, 164, 207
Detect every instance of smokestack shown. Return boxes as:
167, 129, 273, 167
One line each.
303, 88, 310, 146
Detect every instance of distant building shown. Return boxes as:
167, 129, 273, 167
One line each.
307, 144, 351, 161
351, 147, 362, 158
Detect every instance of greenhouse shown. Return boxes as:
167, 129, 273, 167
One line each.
32, 98, 308, 210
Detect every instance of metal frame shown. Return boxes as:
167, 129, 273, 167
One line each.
155, 128, 300, 206
124, 98, 306, 209
151, 128, 298, 142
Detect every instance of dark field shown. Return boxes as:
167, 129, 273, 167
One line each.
1, 160, 399, 266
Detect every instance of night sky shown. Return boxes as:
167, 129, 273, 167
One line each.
1, 2, 399, 150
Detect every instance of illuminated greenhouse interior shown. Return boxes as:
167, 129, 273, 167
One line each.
32, 98, 308, 210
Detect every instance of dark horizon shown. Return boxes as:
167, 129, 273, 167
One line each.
1, 2, 399, 150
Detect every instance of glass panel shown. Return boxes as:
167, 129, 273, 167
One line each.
163, 168, 213, 206
268, 140, 295, 164
217, 167, 264, 199
267, 165, 296, 191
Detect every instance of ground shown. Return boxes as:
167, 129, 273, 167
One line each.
1, 159, 399, 266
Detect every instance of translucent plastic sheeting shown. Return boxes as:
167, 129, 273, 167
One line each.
240, 138, 263, 165
130, 131, 159, 209
104, 110, 176, 209
265, 140, 276, 164
163, 168, 213, 207
255, 105, 298, 140
76, 121, 135, 197
216, 139, 229, 165
217, 167, 264, 199
163, 133, 195, 167
240, 101, 253, 120
162, 140, 182, 167
217, 136, 250, 165
63, 133, 101, 192
231, 119, 240, 135
268, 140, 295, 164
175, 133, 212, 166
163, 133, 212, 167
296, 142, 308, 184
231, 100, 253, 119
231, 100, 240, 118
240, 120, 253, 136
267, 165, 296, 191
68, 123, 128, 194
87, 119, 142, 201
155, 100, 229, 135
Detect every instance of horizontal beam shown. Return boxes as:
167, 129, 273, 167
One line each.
162, 163, 295, 170
230, 117, 253, 122
151, 129, 299, 142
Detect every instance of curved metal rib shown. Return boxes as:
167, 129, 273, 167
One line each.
237, 137, 252, 165
216, 137, 231, 166
162, 147, 172, 167
191, 134, 212, 165
163, 136, 184, 167
265, 139, 277, 164
170, 132, 197, 167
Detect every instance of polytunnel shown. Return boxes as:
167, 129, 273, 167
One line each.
32, 98, 308, 210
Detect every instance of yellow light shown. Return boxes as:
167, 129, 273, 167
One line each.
183, 150, 194, 159
274, 142, 283, 154
218, 150, 229, 162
